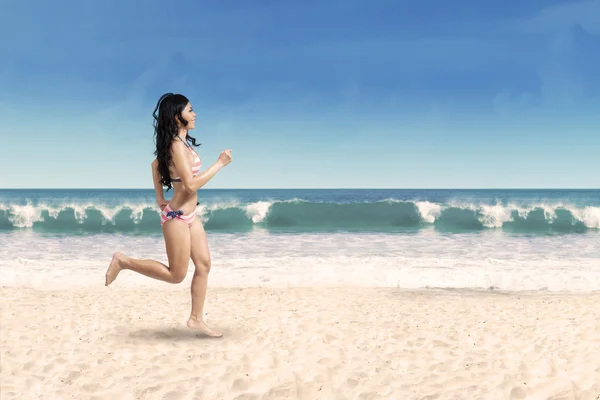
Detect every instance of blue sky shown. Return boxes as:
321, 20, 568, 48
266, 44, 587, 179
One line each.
1, 0, 599, 188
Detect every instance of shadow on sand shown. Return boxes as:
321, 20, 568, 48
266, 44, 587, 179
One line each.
122, 326, 228, 341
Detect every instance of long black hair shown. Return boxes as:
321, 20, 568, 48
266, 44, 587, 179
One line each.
152, 93, 200, 190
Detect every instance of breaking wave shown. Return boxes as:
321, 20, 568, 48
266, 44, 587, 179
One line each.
1, 199, 599, 234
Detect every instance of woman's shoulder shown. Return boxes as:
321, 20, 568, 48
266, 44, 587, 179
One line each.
170, 138, 188, 151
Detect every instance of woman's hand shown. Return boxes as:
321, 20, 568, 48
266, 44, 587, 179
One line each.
217, 149, 232, 167
157, 199, 169, 211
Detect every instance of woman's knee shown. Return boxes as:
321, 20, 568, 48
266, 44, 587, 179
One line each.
170, 263, 189, 283
171, 271, 187, 284
193, 257, 211, 276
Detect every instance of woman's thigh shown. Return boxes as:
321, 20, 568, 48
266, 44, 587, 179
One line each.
189, 218, 210, 270
162, 219, 192, 280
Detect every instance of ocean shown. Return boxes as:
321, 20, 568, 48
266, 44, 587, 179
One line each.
1, 189, 599, 291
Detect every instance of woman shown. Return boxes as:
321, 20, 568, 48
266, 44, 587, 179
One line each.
105, 93, 232, 338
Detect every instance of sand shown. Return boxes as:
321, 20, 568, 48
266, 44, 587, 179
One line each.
1, 286, 599, 400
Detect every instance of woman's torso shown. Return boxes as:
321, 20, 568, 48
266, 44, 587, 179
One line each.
168, 139, 201, 213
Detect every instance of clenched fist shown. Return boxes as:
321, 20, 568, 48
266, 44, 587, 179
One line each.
218, 149, 232, 167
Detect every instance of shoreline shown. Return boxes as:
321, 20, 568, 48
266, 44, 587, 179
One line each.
4, 284, 600, 294
2, 286, 600, 399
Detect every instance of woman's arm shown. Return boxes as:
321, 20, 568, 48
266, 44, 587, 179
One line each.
171, 141, 231, 193
151, 159, 167, 208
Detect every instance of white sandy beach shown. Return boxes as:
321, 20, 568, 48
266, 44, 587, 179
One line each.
1, 286, 600, 400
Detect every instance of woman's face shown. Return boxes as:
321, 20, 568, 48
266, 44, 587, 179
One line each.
179, 102, 197, 130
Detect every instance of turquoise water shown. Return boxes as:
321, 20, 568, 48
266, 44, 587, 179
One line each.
1, 189, 599, 291
1, 189, 598, 234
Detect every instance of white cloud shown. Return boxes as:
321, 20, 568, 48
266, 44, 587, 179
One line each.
512, 0, 600, 34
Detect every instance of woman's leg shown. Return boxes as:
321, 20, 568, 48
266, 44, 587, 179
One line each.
186, 218, 222, 337
105, 219, 191, 285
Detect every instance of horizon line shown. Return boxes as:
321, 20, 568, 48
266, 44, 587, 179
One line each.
1, 187, 599, 191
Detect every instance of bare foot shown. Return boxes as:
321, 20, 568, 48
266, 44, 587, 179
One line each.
187, 318, 223, 337
105, 252, 124, 286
